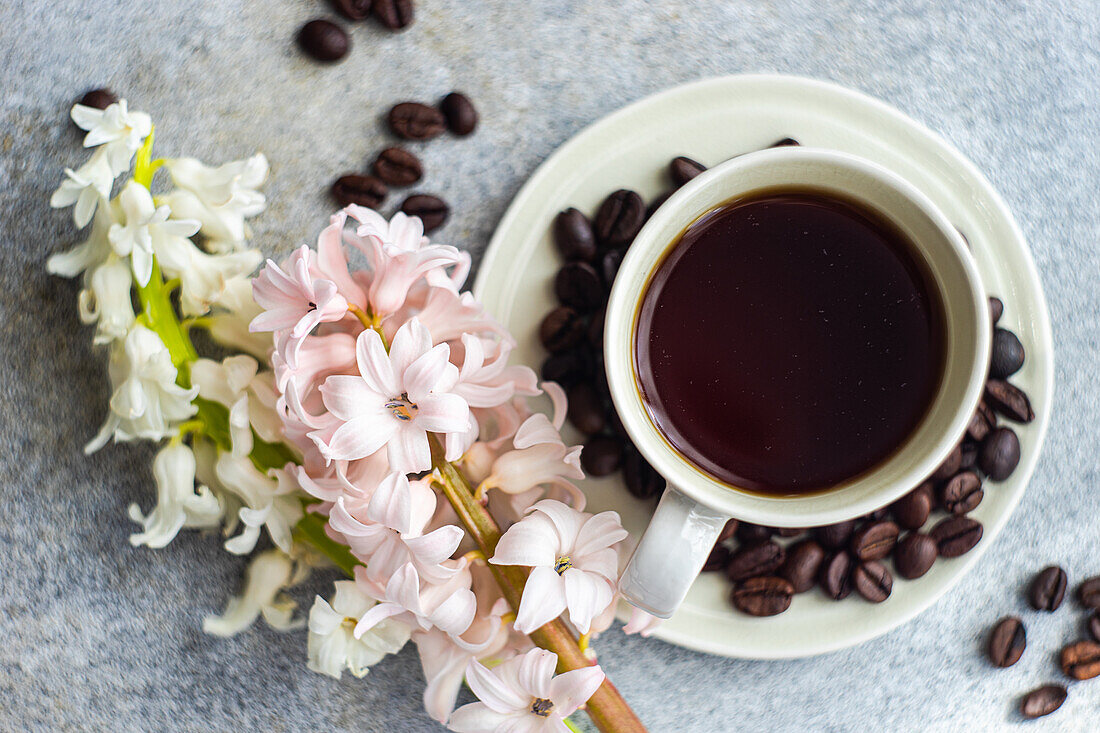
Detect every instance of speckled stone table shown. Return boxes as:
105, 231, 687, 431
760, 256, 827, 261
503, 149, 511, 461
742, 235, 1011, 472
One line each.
2, 1, 1099, 730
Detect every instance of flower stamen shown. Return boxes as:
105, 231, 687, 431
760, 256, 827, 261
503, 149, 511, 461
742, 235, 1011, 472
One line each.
530, 697, 554, 717
385, 392, 418, 421
553, 556, 573, 575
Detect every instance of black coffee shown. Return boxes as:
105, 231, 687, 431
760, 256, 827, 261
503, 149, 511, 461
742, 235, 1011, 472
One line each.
635, 190, 944, 496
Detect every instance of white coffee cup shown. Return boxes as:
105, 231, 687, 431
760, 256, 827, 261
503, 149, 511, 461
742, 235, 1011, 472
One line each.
606, 148, 991, 619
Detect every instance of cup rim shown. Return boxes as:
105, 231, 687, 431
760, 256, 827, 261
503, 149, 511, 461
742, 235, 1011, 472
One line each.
604, 147, 991, 527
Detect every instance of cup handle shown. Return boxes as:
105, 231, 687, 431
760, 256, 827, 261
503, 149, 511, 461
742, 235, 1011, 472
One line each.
619, 486, 731, 619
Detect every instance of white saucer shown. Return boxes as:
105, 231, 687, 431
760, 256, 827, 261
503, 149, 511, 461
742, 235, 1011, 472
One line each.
472, 75, 1053, 659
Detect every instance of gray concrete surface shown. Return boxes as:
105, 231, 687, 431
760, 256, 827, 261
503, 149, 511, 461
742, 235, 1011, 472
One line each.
2, 0, 1099, 730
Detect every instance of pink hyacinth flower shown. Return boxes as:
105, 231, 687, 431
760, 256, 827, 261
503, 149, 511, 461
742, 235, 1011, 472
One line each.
354, 562, 476, 639
480, 413, 584, 502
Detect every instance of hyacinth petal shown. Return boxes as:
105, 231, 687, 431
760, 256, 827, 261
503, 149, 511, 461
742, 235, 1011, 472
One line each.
489, 513, 560, 568
388, 318, 433, 381
404, 525, 464, 566
446, 703, 515, 733
320, 414, 395, 462
547, 665, 606, 718
414, 393, 471, 434
402, 343, 451, 402
623, 606, 662, 637
353, 602, 405, 638
387, 425, 432, 474
319, 374, 385, 422
429, 586, 477, 637
512, 414, 562, 450
513, 565, 567, 634
515, 647, 557, 700
463, 659, 530, 714
355, 328, 400, 398
573, 547, 619, 583
248, 306, 302, 333
563, 570, 613, 635
366, 472, 412, 534
527, 500, 585, 550
572, 511, 629, 559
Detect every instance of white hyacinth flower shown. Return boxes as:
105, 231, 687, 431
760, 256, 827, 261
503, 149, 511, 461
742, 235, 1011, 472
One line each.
50, 147, 115, 227
203, 548, 304, 637
162, 154, 268, 251
70, 99, 152, 175
108, 181, 200, 286
190, 354, 286, 456
214, 452, 303, 555
307, 580, 411, 679
47, 203, 114, 280
156, 240, 262, 317
206, 276, 273, 359
128, 443, 223, 548
77, 256, 135, 344
85, 325, 199, 454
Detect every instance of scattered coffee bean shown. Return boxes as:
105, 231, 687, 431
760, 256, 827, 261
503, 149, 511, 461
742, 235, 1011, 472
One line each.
373, 0, 414, 30
541, 349, 591, 387
718, 519, 739, 543
400, 194, 449, 232
853, 561, 892, 603
297, 19, 350, 62
599, 249, 623, 289
892, 483, 933, 530
814, 520, 856, 550
538, 306, 586, 353
1060, 640, 1100, 680
552, 208, 597, 262
554, 262, 604, 313
586, 307, 606, 349
990, 328, 1026, 379
726, 541, 786, 582
1079, 576, 1100, 609
989, 296, 1004, 325
779, 540, 826, 593
388, 102, 446, 140
1020, 684, 1066, 720
703, 544, 732, 572
594, 190, 645, 248
439, 92, 477, 136
930, 516, 983, 558
331, 0, 372, 20
930, 444, 963, 481
770, 137, 800, 147
979, 427, 1021, 481
966, 405, 994, 442
894, 532, 938, 579
851, 520, 900, 561
331, 174, 387, 207
988, 616, 1026, 667
731, 576, 793, 616
669, 156, 706, 187
372, 147, 422, 186
1088, 612, 1100, 642
985, 380, 1035, 423
862, 508, 890, 522
941, 471, 984, 515
646, 191, 673, 219
1028, 566, 1068, 611
566, 382, 606, 435
737, 523, 774, 544
77, 87, 117, 110
820, 551, 855, 601
959, 441, 979, 471
580, 435, 622, 477
775, 527, 806, 538
621, 445, 664, 499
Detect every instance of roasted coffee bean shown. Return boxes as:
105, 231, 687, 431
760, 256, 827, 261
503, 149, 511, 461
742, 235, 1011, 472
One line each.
566, 382, 606, 435
669, 156, 706, 187
718, 519, 739, 543
554, 262, 603, 313
388, 102, 445, 140
779, 540, 825, 593
621, 446, 664, 499
930, 444, 963, 481
372, 147, 422, 186
988, 616, 1026, 667
862, 508, 890, 522
966, 406, 994, 442
941, 471, 984, 515
1020, 684, 1066, 719
892, 483, 934, 530
736, 523, 774, 544
985, 380, 1035, 423
1088, 612, 1100, 642
400, 194, 448, 232
990, 328, 1026, 379
580, 435, 622, 477
959, 441, 979, 471
646, 191, 673, 219
538, 307, 586, 353
1029, 566, 1068, 611
820, 552, 855, 600
1079, 576, 1100, 609
587, 306, 606, 349
594, 190, 645, 248
1060, 640, 1100, 680
814, 520, 856, 550
770, 137, 800, 147
331, 174, 387, 207
439, 92, 477, 136
331, 0, 372, 20
775, 527, 806, 538
77, 87, 117, 110
851, 521, 899, 561
373, 0, 414, 30
894, 532, 938, 579
599, 249, 623, 289
853, 561, 892, 603
726, 541, 786, 582
703, 544, 732, 572
980, 427, 1021, 481
731, 576, 793, 616
541, 349, 591, 387
989, 296, 1004, 325
553, 208, 597, 262
297, 19, 350, 62
930, 516, 983, 558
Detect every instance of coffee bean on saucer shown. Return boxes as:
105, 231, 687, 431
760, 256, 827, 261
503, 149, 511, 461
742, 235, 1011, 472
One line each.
941, 471, 984, 515
853, 561, 893, 603
388, 102, 445, 140
991, 328, 1026, 379
372, 147, 422, 186
770, 137, 800, 147
703, 544, 732, 572
538, 307, 586, 353
331, 0, 372, 20
580, 435, 622, 477
373, 0, 414, 30
814, 520, 856, 550
989, 296, 1004, 325
297, 19, 350, 62
566, 382, 606, 435
989, 616, 1026, 668
599, 249, 623, 289
553, 208, 597, 262
820, 552, 855, 600
861, 508, 890, 522
400, 194, 449, 232
959, 441, 980, 471
732, 576, 793, 616
1028, 565, 1068, 611
1079, 576, 1100, 609
931, 444, 963, 481
541, 349, 591, 387
892, 483, 934, 530
736, 523, 774, 544
440, 92, 477, 136
985, 380, 1035, 423
726, 541, 786, 582
77, 87, 117, 110
775, 527, 806, 538
894, 533, 938, 579
1020, 685, 1067, 720
594, 189, 645, 248
669, 156, 706, 187
621, 445, 664, 499
554, 262, 603, 313
718, 519, 739, 543
778, 540, 825, 593
980, 427, 1021, 481
646, 191, 673, 219
1088, 612, 1100, 642
930, 516, 983, 558
966, 408, 994, 443
1060, 640, 1100, 680
851, 520, 899, 561
331, 174, 387, 207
